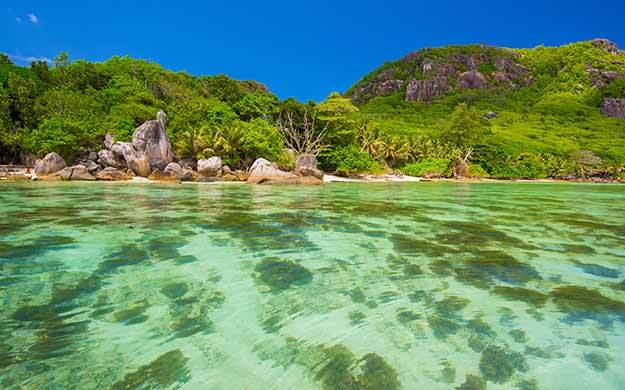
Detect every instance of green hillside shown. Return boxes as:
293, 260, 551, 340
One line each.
346, 39, 625, 178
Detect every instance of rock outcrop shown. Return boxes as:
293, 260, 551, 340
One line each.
592, 39, 620, 55
147, 170, 180, 183
247, 158, 297, 184
347, 45, 533, 104
104, 134, 115, 150
198, 157, 223, 176
112, 142, 151, 177
459, 70, 488, 89
34, 153, 66, 176
97, 149, 125, 169
96, 167, 131, 181
163, 162, 183, 177
601, 98, 625, 119
53, 165, 96, 181
131, 111, 173, 166
295, 154, 324, 179
406, 77, 450, 102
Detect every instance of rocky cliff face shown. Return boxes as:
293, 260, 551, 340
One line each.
347, 45, 534, 104
346, 40, 624, 111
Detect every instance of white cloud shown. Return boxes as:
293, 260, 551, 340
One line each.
16, 16, 22, 23
27, 13, 38, 24
8, 54, 52, 64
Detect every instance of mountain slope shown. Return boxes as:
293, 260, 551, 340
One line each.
344, 40, 625, 176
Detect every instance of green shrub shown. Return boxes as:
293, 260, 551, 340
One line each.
318, 145, 381, 176
467, 164, 490, 178
401, 158, 451, 177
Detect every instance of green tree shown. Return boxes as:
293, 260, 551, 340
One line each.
54, 52, 70, 68
440, 103, 490, 149
0, 54, 12, 65
317, 92, 360, 146
7, 73, 38, 129
234, 91, 279, 121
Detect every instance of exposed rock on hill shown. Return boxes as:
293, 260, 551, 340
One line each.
592, 39, 620, 55
347, 45, 534, 104
602, 98, 625, 119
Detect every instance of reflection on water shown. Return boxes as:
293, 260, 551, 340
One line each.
1, 181, 625, 389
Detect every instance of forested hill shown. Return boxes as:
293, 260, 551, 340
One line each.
1, 39, 625, 180
0, 53, 291, 168
345, 39, 625, 178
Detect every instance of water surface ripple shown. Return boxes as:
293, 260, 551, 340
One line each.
1, 182, 624, 389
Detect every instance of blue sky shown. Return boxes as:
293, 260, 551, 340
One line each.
2, 1, 625, 101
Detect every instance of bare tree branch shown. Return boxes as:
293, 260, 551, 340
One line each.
277, 108, 328, 156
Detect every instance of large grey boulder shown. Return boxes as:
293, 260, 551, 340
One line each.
112, 142, 151, 177
97, 149, 125, 169
247, 158, 297, 184
295, 154, 324, 179
34, 152, 66, 176
131, 111, 173, 165
164, 162, 183, 177
54, 165, 96, 181
198, 157, 223, 176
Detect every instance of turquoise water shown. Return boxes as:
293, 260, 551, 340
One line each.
1, 181, 625, 389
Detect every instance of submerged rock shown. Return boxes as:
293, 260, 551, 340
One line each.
456, 374, 486, 390
254, 258, 312, 291
479, 345, 528, 383
34, 152, 66, 176
111, 349, 190, 389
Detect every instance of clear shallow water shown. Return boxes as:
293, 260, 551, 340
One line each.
1, 181, 625, 389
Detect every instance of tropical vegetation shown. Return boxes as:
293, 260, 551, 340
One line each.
1, 39, 624, 179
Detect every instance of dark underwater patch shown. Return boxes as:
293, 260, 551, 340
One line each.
314, 345, 401, 390
456, 374, 486, 390
584, 352, 611, 372
572, 260, 619, 279
97, 245, 150, 273
454, 251, 540, 289
111, 349, 190, 390
492, 286, 549, 308
479, 345, 528, 384
254, 258, 313, 291
550, 285, 625, 321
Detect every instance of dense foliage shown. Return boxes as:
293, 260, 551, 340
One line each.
347, 40, 625, 179
1, 40, 625, 179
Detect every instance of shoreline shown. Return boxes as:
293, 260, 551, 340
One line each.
2, 173, 623, 185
